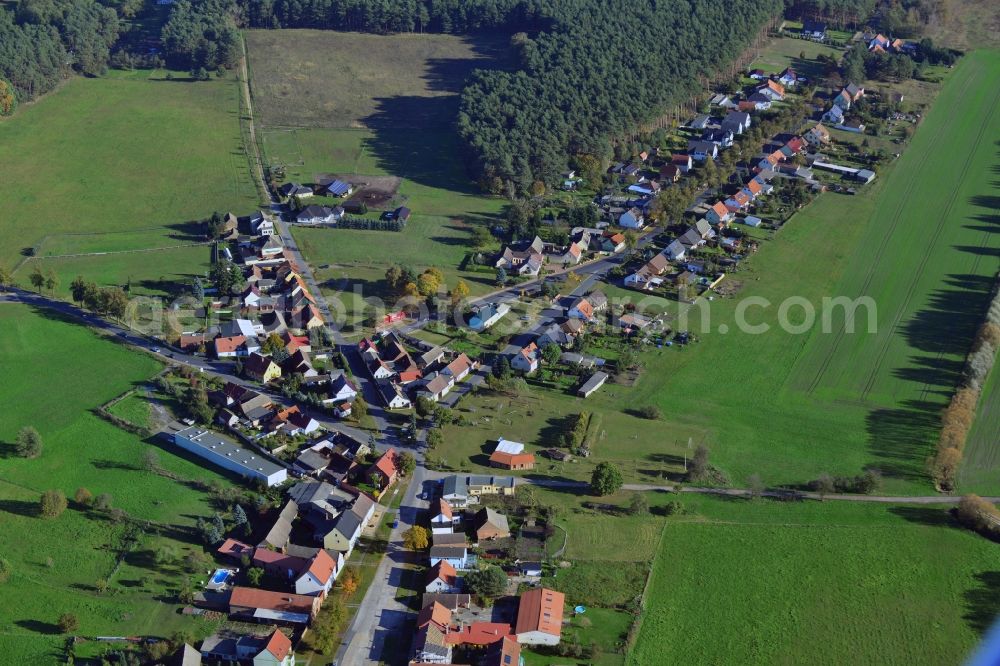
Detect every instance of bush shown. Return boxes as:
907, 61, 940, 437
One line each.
15, 426, 42, 458
637, 405, 661, 420
591, 462, 623, 496
57, 613, 79, 633
956, 495, 1000, 538
39, 490, 67, 518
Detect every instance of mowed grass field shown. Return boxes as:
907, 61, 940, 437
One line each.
245, 30, 508, 129
747, 36, 843, 81
0, 305, 229, 661
0, 70, 258, 297
629, 495, 999, 665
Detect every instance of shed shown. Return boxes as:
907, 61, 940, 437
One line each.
577, 371, 609, 398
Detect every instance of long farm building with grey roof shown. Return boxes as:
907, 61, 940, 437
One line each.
171, 426, 288, 487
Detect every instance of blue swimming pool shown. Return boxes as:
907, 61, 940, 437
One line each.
210, 569, 230, 585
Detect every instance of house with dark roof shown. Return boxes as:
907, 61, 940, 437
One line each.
802, 20, 827, 39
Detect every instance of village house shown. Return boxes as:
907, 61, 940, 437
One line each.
425, 559, 462, 593
474, 507, 511, 541
687, 140, 719, 161
671, 153, 693, 173
443, 353, 475, 382
376, 378, 412, 409
419, 373, 454, 403
514, 587, 565, 645
823, 104, 845, 124
296, 205, 338, 225
724, 190, 752, 212
511, 342, 540, 374
228, 587, 321, 625
249, 211, 274, 236
618, 207, 645, 229
659, 163, 681, 183
430, 498, 461, 534
199, 628, 295, 666
441, 474, 516, 507
778, 67, 799, 87
757, 79, 785, 101
429, 543, 471, 570
804, 123, 831, 146
278, 182, 313, 199
496, 236, 544, 276
367, 448, 399, 491
706, 201, 734, 226
746, 92, 773, 110
802, 19, 827, 39
625, 252, 670, 290
468, 302, 510, 331
721, 111, 751, 135
489, 439, 535, 470
244, 352, 282, 383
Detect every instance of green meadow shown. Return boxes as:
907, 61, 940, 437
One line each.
0, 305, 229, 662
0, 70, 258, 296
630, 495, 998, 665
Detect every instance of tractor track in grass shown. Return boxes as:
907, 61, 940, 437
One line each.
858, 81, 1000, 404
804, 66, 978, 397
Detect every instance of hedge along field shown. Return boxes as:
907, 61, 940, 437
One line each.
629, 496, 999, 666
0, 70, 258, 289
0, 305, 229, 661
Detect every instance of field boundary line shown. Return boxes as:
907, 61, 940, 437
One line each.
16, 242, 213, 261
623, 513, 671, 662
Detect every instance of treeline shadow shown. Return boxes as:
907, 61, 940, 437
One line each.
965, 571, 1000, 635
865, 399, 940, 480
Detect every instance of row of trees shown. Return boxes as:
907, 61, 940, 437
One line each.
929, 282, 1000, 490
69, 276, 131, 320
239, 0, 539, 33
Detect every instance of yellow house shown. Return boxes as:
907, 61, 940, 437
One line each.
245, 353, 282, 383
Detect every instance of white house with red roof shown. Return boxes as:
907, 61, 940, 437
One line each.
706, 201, 734, 226
294, 549, 340, 597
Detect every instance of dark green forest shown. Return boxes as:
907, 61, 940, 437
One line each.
2, 0, 885, 187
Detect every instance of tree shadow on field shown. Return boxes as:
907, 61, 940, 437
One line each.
865, 399, 939, 481
901, 276, 994, 361
0, 498, 39, 518
964, 571, 1000, 635
357, 41, 512, 207
888, 505, 958, 528
15, 619, 61, 635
